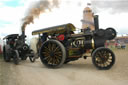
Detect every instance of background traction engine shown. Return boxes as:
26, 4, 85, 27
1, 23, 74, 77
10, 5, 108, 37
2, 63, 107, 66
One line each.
3, 33, 36, 65
32, 18, 116, 70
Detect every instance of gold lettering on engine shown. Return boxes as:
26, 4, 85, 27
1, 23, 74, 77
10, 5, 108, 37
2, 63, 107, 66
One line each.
71, 39, 84, 48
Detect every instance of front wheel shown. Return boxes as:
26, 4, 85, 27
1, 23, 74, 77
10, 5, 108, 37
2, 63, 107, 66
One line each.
29, 50, 36, 62
92, 47, 115, 70
13, 50, 19, 65
29, 56, 35, 62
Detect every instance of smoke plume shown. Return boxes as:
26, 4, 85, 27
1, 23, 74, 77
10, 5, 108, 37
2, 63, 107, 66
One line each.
91, 0, 128, 14
21, 0, 59, 31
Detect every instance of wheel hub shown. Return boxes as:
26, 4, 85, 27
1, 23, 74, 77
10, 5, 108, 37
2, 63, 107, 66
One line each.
50, 52, 54, 57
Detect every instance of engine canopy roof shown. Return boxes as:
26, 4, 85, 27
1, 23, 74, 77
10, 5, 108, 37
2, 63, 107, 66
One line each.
32, 23, 76, 35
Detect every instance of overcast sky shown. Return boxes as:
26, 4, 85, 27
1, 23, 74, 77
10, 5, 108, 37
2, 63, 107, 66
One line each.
0, 0, 128, 39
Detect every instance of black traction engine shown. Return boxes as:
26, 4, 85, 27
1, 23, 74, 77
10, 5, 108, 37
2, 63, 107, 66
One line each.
3, 31, 36, 64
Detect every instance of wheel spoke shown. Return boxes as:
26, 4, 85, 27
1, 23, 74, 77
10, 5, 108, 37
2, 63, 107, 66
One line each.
51, 57, 54, 65
109, 56, 112, 59
52, 43, 56, 51
54, 46, 59, 52
108, 59, 112, 63
54, 57, 59, 64
44, 55, 50, 60
48, 43, 52, 51
43, 51, 50, 55
54, 51, 62, 55
106, 61, 110, 65
97, 52, 102, 57
48, 58, 53, 64
103, 63, 108, 67
44, 46, 50, 52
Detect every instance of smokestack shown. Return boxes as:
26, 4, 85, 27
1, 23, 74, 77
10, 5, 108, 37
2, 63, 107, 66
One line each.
21, 0, 59, 35
94, 15, 99, 30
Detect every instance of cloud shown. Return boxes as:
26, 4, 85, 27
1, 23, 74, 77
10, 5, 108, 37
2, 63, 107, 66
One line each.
90, 0, 128, 35
0, 0, 127, 39
0, 0, 37, 38
0, 5, 25, 37
97, 11, 128, 35
91, 0, 128, 14
0, 23, 21, 38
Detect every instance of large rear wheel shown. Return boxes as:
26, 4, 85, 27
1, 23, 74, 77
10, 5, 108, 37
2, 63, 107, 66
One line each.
40, 40, 66, 68
92, 47, 115, 70
3, 46, 11, 62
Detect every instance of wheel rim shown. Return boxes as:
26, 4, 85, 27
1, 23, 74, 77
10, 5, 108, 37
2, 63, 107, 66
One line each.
94, 49, 114, 68
41, 42, 63, 66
